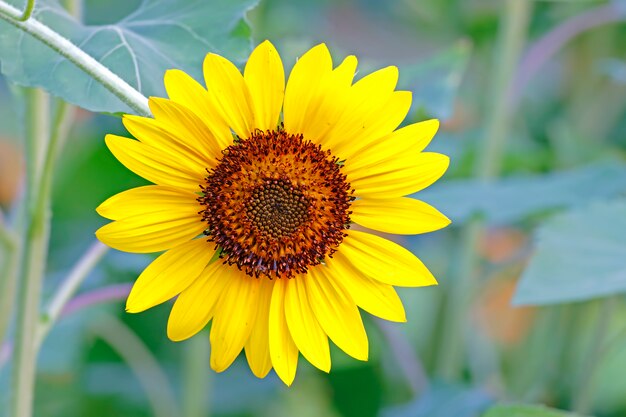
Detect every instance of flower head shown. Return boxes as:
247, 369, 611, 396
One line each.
96, 40, 450, 385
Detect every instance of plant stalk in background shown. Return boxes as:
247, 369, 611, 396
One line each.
0, 211, 18, 348
10, 88, 51, 417
0, 0, 150, 414
91, 315, 181, 417
573, 297, 617, 414
437, 0, 533, 380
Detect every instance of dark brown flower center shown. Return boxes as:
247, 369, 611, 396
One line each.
247, 179, 311, 239
198, 129, 354, 279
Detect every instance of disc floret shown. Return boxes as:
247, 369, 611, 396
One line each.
199, 129, 354, 279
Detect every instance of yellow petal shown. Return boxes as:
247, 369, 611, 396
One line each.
350, 152, 449, 199
96, 213, 205, 254
244, 278, 275, 378
321, 66, 399, 153
331, 90, 412, 159
333, 55, 358, 83
163, 69, 233, 149
306, 267, 368, 361
96, 185, 200, 221
210, 271, 261, 372
283, 275, 331, 372
122, 114, 210, 173
298, 55, 358, 144
326, 253, 406, 322
340, 230, 437, 287
283, 43, 333, 135
351, 197, 451, 235
343, 119, 440, 175
353, 65, 399, 93
125, 239, 216, 313
244, 40, 285, 132
203, 53, 255, 139
167, 261, 230, 341
105, 134, 205, 192
269, 278, 299, 386
148, 97, 224, 164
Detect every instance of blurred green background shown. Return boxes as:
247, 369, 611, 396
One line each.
1, 0, 626, 416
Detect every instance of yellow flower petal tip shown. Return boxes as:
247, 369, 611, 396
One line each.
257, 39, 274, 48
210, 356, 234, 374
125, 290, 148, 313
125, 300, 141, 314
166, 325, 186, 342
96, 41, 450, 385
425, 118, 440, 131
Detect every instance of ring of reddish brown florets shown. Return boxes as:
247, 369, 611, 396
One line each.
198, 129, 354, 279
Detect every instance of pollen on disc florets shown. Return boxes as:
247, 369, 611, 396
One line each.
198, 129, 354, 279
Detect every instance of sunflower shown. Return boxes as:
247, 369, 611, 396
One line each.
96, 40, 450, 385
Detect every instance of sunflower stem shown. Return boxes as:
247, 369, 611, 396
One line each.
10, 88, 51, 417
436, 0, 532, 380
33, 0, 106, 350
182, 332, 211, 417
0, 212, 19, 349
572, 297, 617, 414
11, 92, 78, 417
91, 314, 181, 417
0, 0, 35, 21
0, 0, 150, 116
0, 284, 132, 372
36, 241, 109, 348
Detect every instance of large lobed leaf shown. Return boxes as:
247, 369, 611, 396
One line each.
0, 0, 258, 113
418, 162, 626, 225
513, 199, 626, 306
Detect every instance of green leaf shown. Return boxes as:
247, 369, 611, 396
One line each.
513, 199, 626, 306
0, 0, 258, 114
482, 404, 587, 417
418, 162, 626, 225
398, 39, 472, 120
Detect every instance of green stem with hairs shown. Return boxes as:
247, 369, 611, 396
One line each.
10, 88, 51, 417
0, 0, 150, 116
5, 0, 150, 414
0, 212, 19, 348
2, 0, 35, 21
36, 241, 108, 349
436, 0, 533, 380
11, 96, 76, 417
